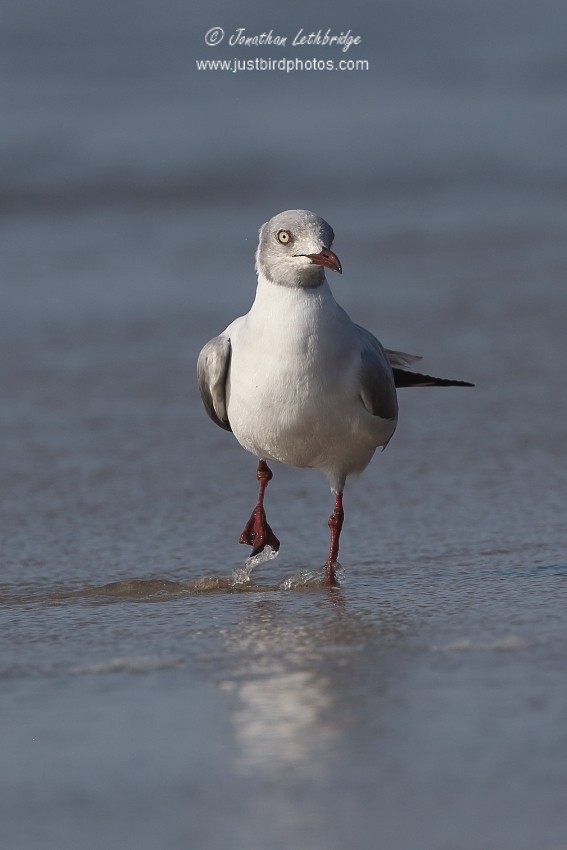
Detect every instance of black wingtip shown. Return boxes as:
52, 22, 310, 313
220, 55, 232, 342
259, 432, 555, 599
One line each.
393, 368, 474, 388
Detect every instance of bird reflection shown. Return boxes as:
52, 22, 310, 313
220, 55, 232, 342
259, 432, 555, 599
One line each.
231, 670, 337, 778
218, 601, 345, 779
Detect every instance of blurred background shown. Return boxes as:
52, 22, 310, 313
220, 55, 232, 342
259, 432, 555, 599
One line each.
2, 1, 567, 848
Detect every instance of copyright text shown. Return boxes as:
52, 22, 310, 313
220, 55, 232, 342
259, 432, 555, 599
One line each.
204, 27, 362, 54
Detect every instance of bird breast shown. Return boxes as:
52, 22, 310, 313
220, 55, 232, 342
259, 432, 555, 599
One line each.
225, 282, 392, 469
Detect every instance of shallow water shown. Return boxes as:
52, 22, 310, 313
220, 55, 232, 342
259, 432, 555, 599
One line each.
2, 0, 567, 848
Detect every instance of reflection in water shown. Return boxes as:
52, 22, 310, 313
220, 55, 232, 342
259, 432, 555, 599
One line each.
3, 571, 402, 786
229, 670, 337, 778
216, 599, 364, 780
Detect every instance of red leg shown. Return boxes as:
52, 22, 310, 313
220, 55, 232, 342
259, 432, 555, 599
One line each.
239, 460, 280, 556
324, 492, 344, 586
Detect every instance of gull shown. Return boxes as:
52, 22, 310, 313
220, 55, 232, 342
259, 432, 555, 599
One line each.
197, 209, 472, 586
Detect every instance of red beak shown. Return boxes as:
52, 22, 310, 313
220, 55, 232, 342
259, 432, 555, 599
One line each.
305, 248, 342, 274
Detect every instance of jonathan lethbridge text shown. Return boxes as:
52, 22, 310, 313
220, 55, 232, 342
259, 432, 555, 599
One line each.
206, 27, 362, 53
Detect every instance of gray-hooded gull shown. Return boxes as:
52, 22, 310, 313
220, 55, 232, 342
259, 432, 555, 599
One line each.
197, 209, 473, 586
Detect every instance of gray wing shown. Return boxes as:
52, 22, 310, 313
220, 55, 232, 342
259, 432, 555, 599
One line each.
355, 324, 398, 421
384, 348, 422, 369
197, 334, 232, 432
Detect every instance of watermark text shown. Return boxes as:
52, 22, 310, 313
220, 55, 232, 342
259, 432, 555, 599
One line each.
196, 56, 369, 73
204, 27, 362, 54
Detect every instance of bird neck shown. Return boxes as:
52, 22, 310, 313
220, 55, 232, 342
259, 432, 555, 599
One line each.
253, 272, 334, 307
248, 274, 340, 340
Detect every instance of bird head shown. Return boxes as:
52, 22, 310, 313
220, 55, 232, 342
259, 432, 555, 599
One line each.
255, 209, 342, 288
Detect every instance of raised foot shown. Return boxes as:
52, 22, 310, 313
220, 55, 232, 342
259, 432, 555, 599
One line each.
239, 505, 280, 556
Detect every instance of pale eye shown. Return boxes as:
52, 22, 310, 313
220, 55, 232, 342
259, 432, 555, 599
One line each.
277, 229, 292, 244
